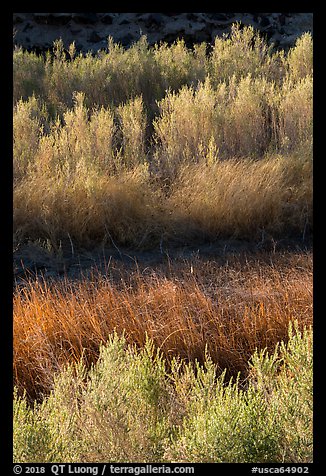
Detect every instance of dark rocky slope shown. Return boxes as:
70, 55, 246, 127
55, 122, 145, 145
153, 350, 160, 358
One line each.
13, 12, 313, 54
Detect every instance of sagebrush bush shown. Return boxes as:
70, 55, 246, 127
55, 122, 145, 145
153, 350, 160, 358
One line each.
153, 79, 220, 174
277, 76, 313, 152
287, 32, 313, 82
13, 323, 312, 463
209, 23, 274, 84
13, 95, 49, 180
13, 27, 313, 116
117, 96, 147, 168
153, 39, 207, 92
225, 75, 277, 157
13, 27, 313, 247
153, 71, 312, 174
13, 47, 45, 103
167, 324, 312, 463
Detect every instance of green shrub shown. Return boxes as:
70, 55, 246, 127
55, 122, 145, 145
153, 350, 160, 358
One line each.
166, 323, 312, 463
14, 336, 172, 463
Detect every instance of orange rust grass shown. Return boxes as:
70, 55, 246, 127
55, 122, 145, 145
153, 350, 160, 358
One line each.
14, 252, 312, 401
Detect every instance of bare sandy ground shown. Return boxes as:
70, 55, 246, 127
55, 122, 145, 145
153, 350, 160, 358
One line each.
14, 236, 312, 287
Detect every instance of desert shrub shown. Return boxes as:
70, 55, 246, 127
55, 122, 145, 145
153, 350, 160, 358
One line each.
165, 323, 312, 463
14, 324, 312, 463
208, 24, 278, 84
277, 76, 313, 152
13, 29, 313, 118
153, 79, 220, 177
13, 30, 313, 248
13, 370, 84, 463
153, 75, 311, 179
154, 39, 207, 92
19, 92, 119, 178
13, 95, 50, 181
117, 96, 147, 168
13, 92, 160, 247
223, 75, 276, 157
49, 91, 118, 174
88, 104, 118, 170
103, 35, 163, 107
14, 335, 171, 463
39, 36, 208, 116
36, 38, 157, 116
78, 336, 171, 462
13, 47, 45, 103
287, 32, 313, 81
43, 39, 85, 116
270, 324, 313, 461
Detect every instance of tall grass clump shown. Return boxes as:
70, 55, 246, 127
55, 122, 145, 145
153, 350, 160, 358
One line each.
14, 323, 312, 463
13, 165, 161, 248
14, 253, 312, 401
166, 154, 312, 241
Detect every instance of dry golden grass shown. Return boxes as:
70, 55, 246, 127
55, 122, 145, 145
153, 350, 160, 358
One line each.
14, 252, 312, 401
166, 154, 312, 241
13, 147, 312, 249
